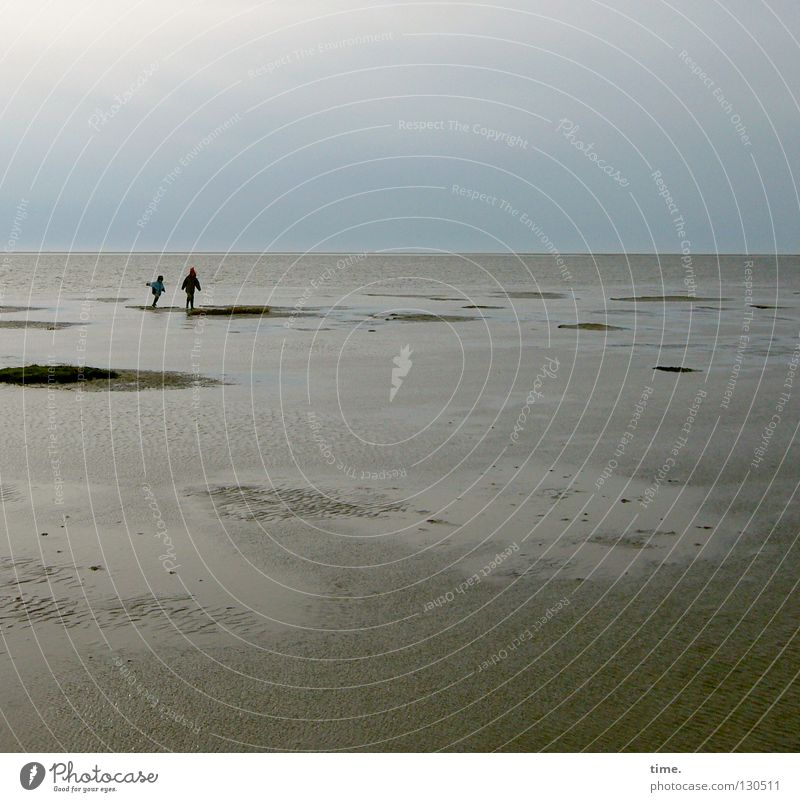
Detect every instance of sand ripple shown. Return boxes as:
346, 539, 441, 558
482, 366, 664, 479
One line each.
1, 588, 262, 636
206, 484, 405, 522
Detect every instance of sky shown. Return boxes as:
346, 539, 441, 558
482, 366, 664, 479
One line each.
1, 0, 799, 254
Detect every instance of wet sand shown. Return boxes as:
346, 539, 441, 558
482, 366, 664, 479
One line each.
0, 263, 799, 752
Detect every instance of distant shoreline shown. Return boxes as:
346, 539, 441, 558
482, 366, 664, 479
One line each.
6, 251, 799, 257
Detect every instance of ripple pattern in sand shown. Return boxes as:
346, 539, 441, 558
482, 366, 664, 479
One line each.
0, 483, 22, 503
206, 484, 404, 522
1, 590, 262, 635
1, 556, 84, 591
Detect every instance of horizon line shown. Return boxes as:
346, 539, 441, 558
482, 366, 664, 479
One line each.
4, 250, 798, 257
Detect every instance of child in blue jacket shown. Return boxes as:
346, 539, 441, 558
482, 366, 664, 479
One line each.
146, 275, 165, 308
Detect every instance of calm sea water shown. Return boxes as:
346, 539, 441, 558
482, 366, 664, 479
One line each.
0, 252, 796, 302
0, 252, 795, 379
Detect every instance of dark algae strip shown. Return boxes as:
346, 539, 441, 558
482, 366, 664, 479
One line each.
0, 365, 117, 384
0, 364, 221, 390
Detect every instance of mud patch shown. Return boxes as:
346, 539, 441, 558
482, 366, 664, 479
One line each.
125, 305, 186, 311
377, 313, 475, 323
558, 323, 627, 331
363, 293, 462, 301
494, 291, 566, 300
187, 305, 271, 317
0, 364, 116, 384
0, 364, 221, 390
0, 320, 79, 330
188, 306, 323, 319
611, 295, 723, 302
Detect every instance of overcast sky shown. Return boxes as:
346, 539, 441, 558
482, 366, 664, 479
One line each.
1, 0, 798, 253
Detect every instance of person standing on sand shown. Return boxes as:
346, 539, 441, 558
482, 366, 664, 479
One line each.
146, 275, 165, 308
181, 267, 201, 310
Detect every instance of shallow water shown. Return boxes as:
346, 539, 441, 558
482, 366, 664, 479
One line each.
0, 252, 796, 377
1, 252, 798, 751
